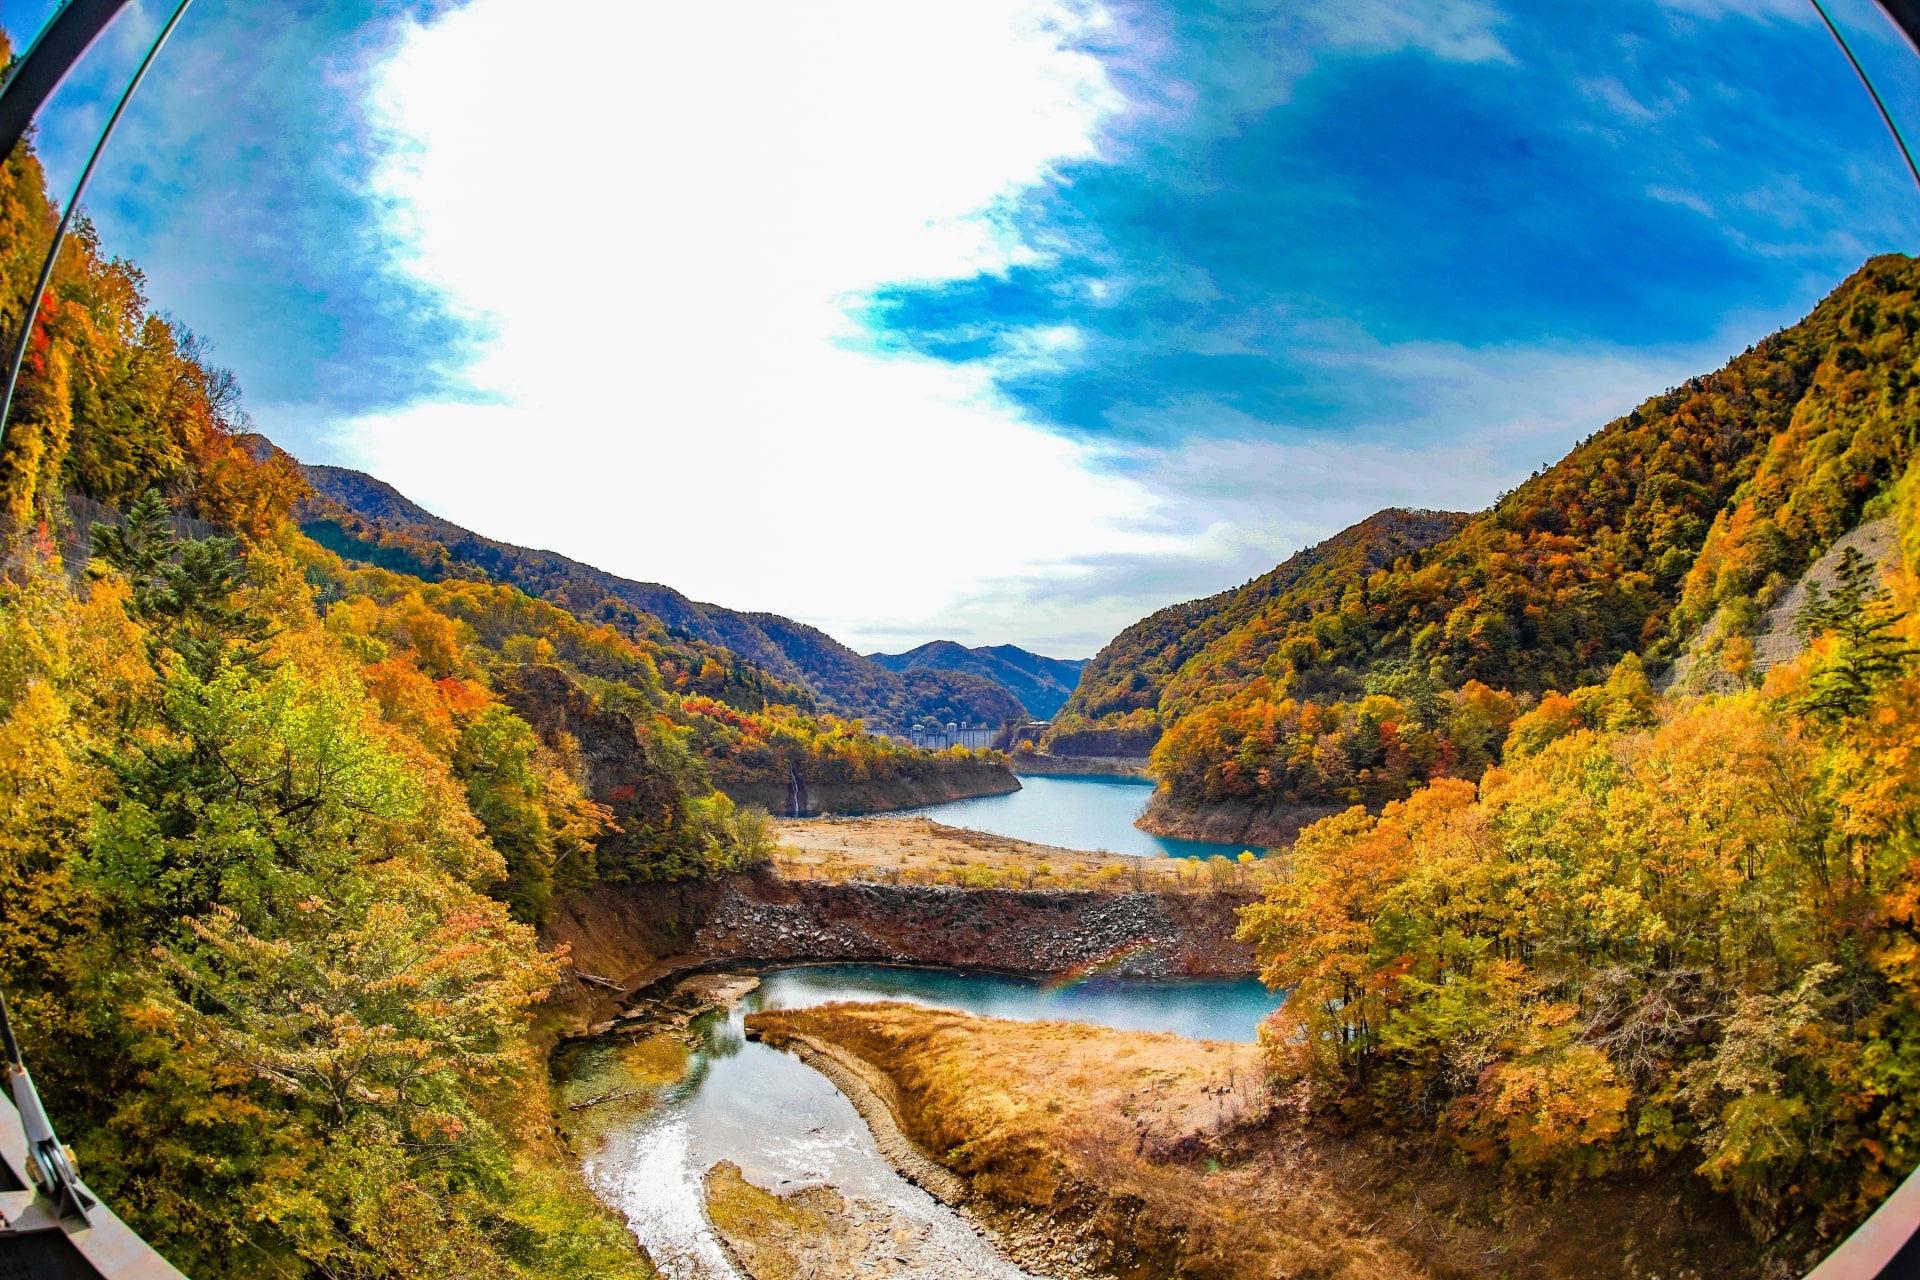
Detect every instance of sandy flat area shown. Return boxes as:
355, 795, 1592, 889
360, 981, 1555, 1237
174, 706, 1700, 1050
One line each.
769, 816, 1205, 890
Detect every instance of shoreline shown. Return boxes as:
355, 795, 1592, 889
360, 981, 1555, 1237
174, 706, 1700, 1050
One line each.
1007, 752, 1153, 779
1135, 789, 1341, 848
748, 1020, 1105, 1280
742, 1004, 1767, 1280
749, 1027, 970, 1205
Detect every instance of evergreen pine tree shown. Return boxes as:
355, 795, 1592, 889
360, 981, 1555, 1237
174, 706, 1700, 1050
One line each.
1793, 545, 1911, 721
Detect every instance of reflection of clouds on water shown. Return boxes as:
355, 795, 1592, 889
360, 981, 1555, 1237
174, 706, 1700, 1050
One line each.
588, 1108, 740, 1280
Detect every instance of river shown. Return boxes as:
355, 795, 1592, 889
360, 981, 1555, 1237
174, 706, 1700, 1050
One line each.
564, 964, 1282, 1279
886, 773, 1259, 858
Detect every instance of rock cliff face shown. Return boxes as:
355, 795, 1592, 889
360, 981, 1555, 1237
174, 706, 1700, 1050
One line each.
1044, 724, 1164, 757
543, 864, 1256, 1013
1136, 787, 1341, 850
501, 664, 710, 878
690, 869, 1256, 977
1662, 516, 1900, 695
720, 763, 1020, 817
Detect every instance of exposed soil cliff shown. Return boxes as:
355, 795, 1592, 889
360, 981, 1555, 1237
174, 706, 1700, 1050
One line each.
1136, 786, 1342, 849
536, 874, 739, 1039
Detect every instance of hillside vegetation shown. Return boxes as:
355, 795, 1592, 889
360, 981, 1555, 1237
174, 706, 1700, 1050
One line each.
1073, 257, 1920, 827
300, 464, 1026, 730
1236, 450, 1920, 1262
1055, 508, 1468, 732
0, 103, 1002, 1277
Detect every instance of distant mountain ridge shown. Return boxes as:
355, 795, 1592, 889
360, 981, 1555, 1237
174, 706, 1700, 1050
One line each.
868, 641, 1086, 720
297, 464, 1030, 731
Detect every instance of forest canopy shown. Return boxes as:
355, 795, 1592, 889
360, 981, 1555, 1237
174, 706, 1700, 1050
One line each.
1240, 457, 1920, 1247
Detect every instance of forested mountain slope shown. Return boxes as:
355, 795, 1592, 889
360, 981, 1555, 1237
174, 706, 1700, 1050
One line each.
1079, 255, 1920, 834
1050, 508, 1468, 745
869, 640, 1086, 719
1236, 454, 1920, 1256
298, 463, 1023, 730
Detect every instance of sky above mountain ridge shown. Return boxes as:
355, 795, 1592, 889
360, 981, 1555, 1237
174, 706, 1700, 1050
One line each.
9, 0, 1920, 656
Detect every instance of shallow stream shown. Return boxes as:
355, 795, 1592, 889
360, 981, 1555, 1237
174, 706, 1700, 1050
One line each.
563, 964, 1282, 1279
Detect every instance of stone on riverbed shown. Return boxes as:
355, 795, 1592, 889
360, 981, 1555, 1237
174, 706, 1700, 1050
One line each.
704, 1160, 1020, 1280
674, 973, 761, 1009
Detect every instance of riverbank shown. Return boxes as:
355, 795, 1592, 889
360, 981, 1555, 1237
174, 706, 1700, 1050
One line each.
744, 1022, 1102, 1279
769, 815, 1193, 887
1137, 786, 1343, 848
748, 1003, 1765, 1280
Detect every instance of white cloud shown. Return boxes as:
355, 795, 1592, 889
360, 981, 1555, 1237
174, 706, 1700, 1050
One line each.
335, 0, 1203, 653
317, 0, 1798, 660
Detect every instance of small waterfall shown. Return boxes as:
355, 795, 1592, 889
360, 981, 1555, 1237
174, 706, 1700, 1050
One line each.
786, 767, 807, 818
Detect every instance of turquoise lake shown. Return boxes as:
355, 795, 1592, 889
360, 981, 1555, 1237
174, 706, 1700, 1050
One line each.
749, 962, 1281, 1042
885, 773, 1259, 859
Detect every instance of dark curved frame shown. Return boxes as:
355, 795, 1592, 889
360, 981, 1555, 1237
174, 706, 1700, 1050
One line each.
0, 0, 137, 161
6, 2, 1920, 1278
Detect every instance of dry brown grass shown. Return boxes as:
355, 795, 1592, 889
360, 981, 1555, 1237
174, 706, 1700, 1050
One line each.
748, 1004, 1761, 1280
769, 816, 1270, 893
750, 1003, 1416, 1278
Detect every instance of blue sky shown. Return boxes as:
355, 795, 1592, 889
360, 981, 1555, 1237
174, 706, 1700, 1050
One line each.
6, 0, 474, 417
8, 0, 1920, 654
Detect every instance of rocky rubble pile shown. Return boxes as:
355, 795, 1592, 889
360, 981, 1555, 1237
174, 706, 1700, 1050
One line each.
692, 880, 1254, 975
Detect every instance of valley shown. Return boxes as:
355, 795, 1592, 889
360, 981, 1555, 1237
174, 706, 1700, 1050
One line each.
298, 462, 1063, 737
3, 30, 1920, 1276
534, 255, 1920, 1280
